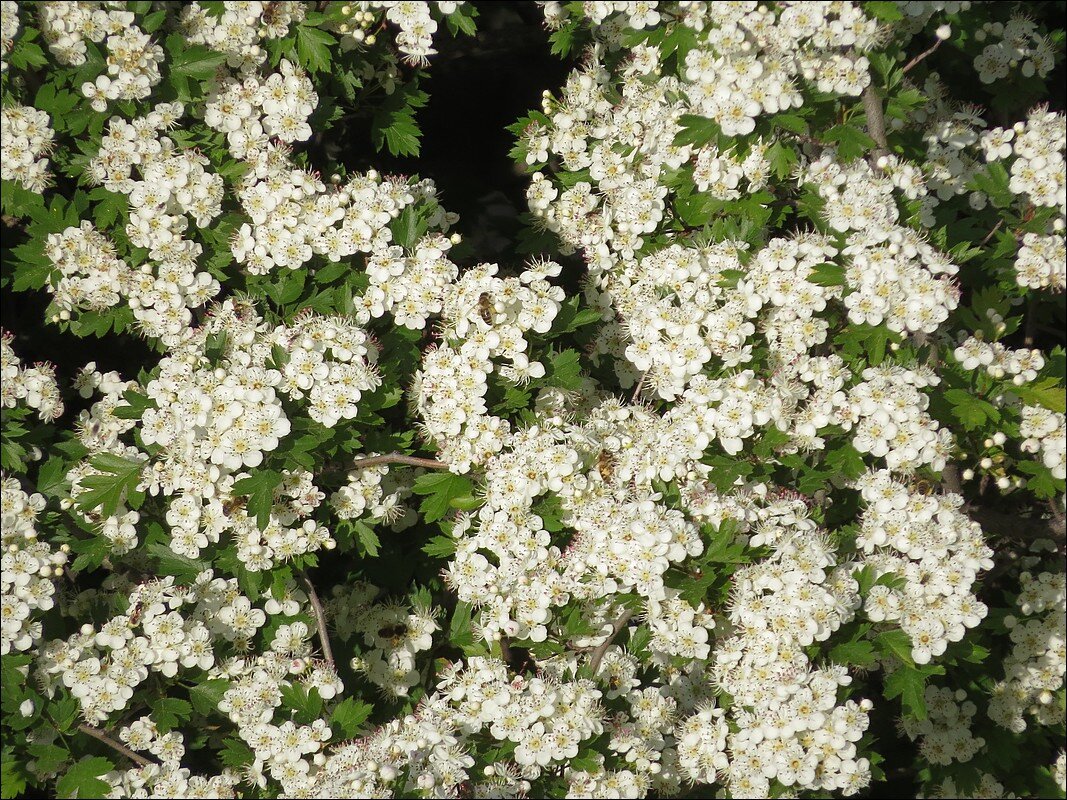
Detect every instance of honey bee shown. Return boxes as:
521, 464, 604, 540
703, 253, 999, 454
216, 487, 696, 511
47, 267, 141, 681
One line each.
222, 496, 247, 517
261, 1, 282, 25
377, 623, 408, 646
596, 449, 615, 482
912, 479, 936, 496
477, 292, 494, 325
128, 600, 144, 627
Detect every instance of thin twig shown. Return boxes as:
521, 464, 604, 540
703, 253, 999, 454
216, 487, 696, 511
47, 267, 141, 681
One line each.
902, 37, 944, 74
301, 573, 335, 669
78, 724, 155, 768
979, 219, 1005, 247
350, 454, 450, 471
631, 373, 646, 403
588, 609, 634, 674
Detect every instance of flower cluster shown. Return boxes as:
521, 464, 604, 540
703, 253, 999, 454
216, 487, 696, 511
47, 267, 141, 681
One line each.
330, 461, 416, 529
77, 102, 225, 343
111, 716, 241, 798
226, 138, 437, 275
331, 582, 438, 696
0, 331, 64, 422
273, 313, 381, 427
0, 0, 18, 72
79, 12, 164, 110
855, 470, 992, 664
973, 16, 1056, 85
1015, 232, 1066, 291
1018, 405, 1066, 481
35, 1, 124, 66
715, 499, 873, 797
846, 365, 952, 472
37, 574, 226, 721
901, 686, 985, 765
526, 1, 886, 268
987, 566, 1066, 733
1, 478, 66, 655
179, 0, 305, 73
0, 104, 54, 193
411, 259, 563, 471
206, 59, 317, 157
980, 108, 1066, 288
360, 228, 458, 328
954, 335, 1045, 383
806, 155, 961, 335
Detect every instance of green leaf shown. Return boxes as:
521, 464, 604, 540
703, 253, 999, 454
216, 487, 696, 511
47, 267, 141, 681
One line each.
281, 683, 323, 724
445, 7, 478, 37
829, 638, 877, 667
147, 542, 209, 585
150, 697, 192, 732
875, 628, 915, 666
9, 39, 47, 70
821, 124, 877, 162
835, 323, 897, 367
56, 757, 113, 799
769, 113, 810, 135
673, 114, 724, 148
824, 442, 866, 481
968, 162, 1012, 208
1016, 460, 1061, 499
27, 743, 70, 777
295, 24, 336, 73
219, 737, 254, 769
169, 40, 227, 80
231, 469, 283, 531
69, 535, 111, 573
189, 679, 231, 716
36, 455, 69, 498
371, 80, 429, 157
1012, 377, 1066, 413
545, 349, 583, 391
412, 472, 474, 523
75, 453, 145, 518
883, 663, 944, 720
807, 262, 846, 287
943, 388, 999, 431
351, 519, 381, 557
864, 0, 903, 21
331, 697, 374, 737
700, 454, 754, 492
449, 600, 476, 652
766, 139, 798, 180
1, 749, 29, 799
422, 535, 457, 558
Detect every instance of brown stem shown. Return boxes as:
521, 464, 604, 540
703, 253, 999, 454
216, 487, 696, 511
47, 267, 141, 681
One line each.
941, 462, 962, 494
861, 84, 889, 162
301, 573, 335, 669
1023, 296, 1038, 348
78, 724, 155, 768
588, 609, 634, 674
350, 454, 449, 470
902, 37, 944, 74
969, 506, 1066, 545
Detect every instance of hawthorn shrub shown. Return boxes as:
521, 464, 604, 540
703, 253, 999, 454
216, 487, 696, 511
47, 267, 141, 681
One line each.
1, 1, 1065, 798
